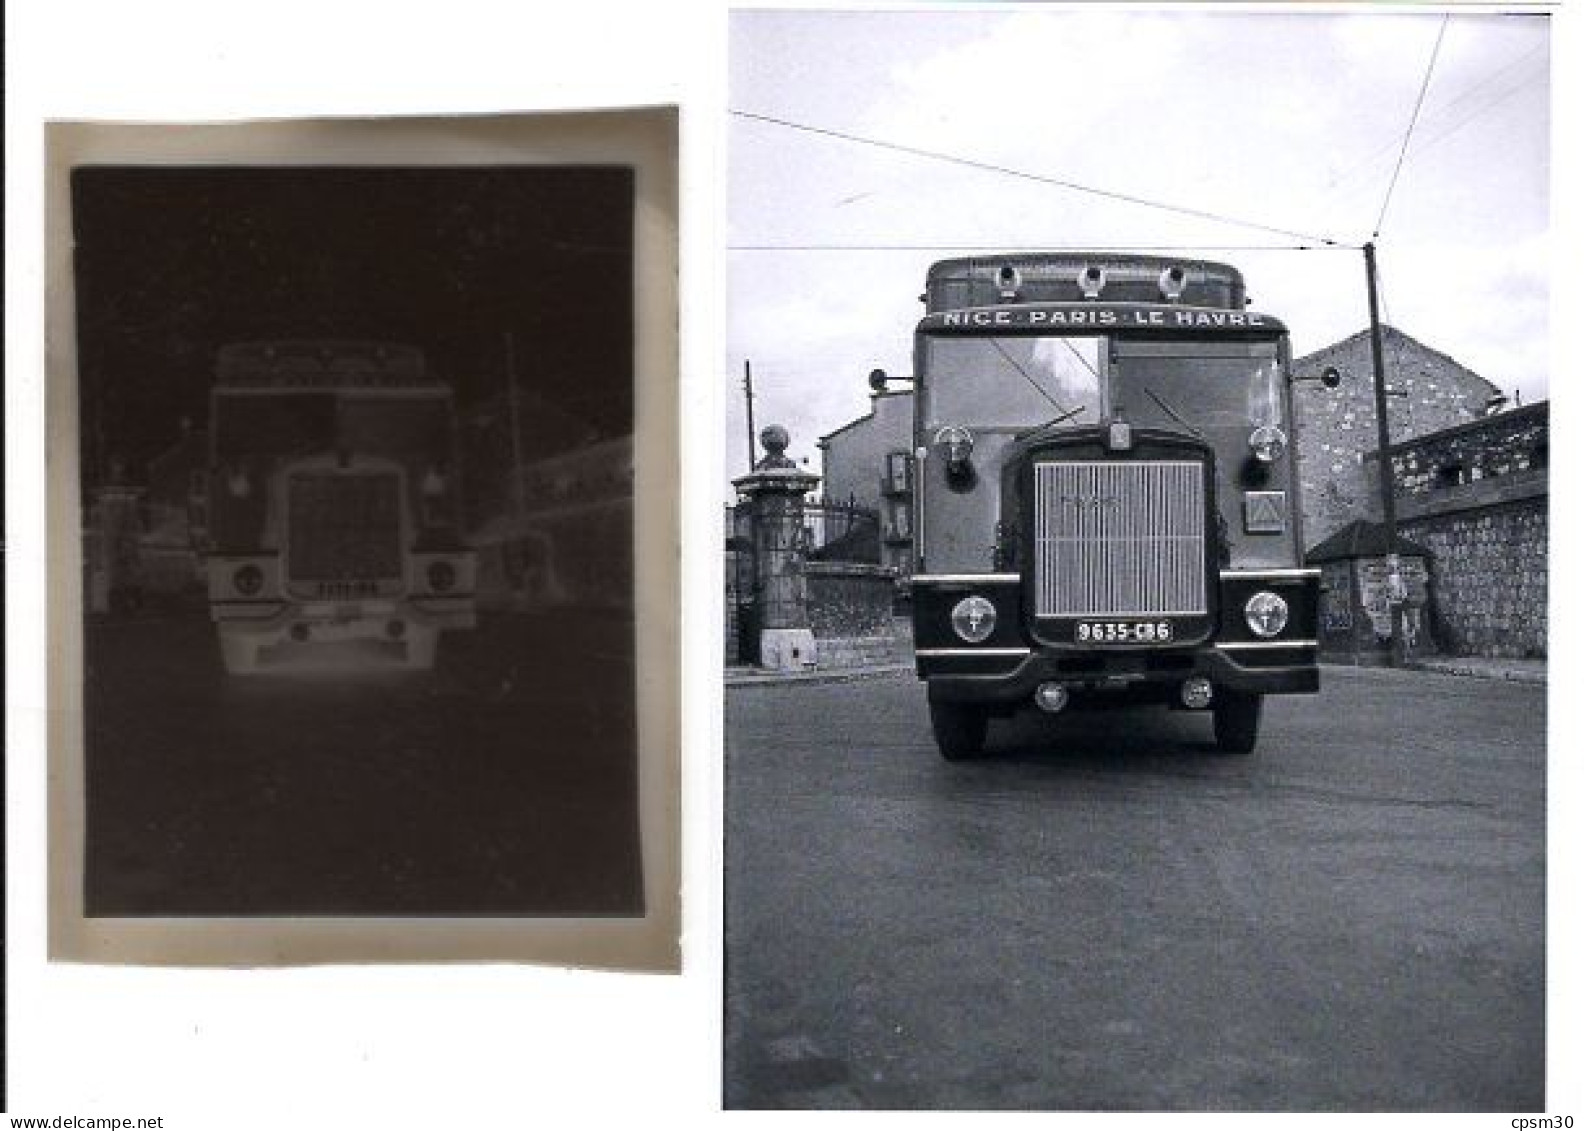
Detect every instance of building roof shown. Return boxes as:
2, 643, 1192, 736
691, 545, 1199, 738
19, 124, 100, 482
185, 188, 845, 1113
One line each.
817, 389, 913, 447
1306, 519, 1432, 563
1292, 324, 1500, 399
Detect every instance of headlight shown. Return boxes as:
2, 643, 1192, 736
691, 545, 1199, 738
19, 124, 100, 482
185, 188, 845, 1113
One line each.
232, 564, 264, 596
950, 595, 996, 643
1250, 424, 1288, 463
934, 425, 975, 472
427, 560, 457, 593
1244, 591, 1289, 637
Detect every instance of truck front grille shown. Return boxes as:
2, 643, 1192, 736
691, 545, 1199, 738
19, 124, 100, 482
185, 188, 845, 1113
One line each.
287, 472, 402, 582
1033, 460, 1207, 616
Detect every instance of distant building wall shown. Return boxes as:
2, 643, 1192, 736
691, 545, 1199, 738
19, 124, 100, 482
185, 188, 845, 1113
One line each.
1292, 325, 1501, 551
470, 434, 634, 612
818, 390, 915, 574
1364, 403, 1548, 659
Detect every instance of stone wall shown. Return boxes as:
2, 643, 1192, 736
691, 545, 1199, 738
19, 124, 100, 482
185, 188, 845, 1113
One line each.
1403, 503, 1546, 659
1384, 402, 1548, 499
1362, 404, 1549, 660
805, 561, 898, 639
1292, 325, 1500, 551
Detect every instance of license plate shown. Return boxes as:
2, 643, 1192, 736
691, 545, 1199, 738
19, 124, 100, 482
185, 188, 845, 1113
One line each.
1076, 620, 1174, 644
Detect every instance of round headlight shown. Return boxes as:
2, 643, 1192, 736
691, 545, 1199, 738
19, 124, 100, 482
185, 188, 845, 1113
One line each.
427, 560, 457, 593
934, 425, 975, 469
950, 595, 996, 643
1244, 591, 1289, 637
1250, 424, 1288, 463
232, 564, 264, 596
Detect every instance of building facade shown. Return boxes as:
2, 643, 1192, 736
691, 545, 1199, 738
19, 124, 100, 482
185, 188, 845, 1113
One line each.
1292, 325, 1502, 552
816, 389, 914, 574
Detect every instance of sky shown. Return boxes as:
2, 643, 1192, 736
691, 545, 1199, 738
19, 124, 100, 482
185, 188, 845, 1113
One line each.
71, 165, 634, 487
726, 8, 1551, 492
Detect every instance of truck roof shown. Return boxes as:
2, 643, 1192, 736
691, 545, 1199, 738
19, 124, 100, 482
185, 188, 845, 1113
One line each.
215, 340, 437, 388
924, 253, 1247, 313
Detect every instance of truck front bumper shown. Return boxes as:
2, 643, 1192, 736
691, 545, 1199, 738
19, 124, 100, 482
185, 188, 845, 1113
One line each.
922, 642, 1318, 706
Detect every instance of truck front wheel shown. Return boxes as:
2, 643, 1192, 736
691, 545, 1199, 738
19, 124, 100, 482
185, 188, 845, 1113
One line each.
930, 701, 988, 762
1213, 691, 1263, 754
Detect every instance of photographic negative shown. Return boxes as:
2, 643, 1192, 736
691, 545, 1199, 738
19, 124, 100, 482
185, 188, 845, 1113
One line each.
49, 112, 679, 969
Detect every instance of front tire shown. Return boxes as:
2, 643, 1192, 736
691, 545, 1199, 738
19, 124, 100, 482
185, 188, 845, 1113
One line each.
1213, 691, 1263, 754
930, 701, 988, 762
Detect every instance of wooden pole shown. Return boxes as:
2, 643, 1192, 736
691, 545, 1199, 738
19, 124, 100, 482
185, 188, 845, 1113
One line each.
744, 359, 757, 472
1364, 242, 1406, 666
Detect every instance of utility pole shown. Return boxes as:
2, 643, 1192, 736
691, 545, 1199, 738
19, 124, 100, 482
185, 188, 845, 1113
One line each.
744, 359, 757, 473
1363, 242, 1406, 666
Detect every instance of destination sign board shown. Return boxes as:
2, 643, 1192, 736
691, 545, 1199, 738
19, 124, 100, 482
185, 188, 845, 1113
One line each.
921, 304, 1284, 334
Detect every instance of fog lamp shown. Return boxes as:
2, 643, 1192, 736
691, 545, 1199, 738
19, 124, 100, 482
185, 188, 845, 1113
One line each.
1244, 591, 1289, 637
232, 564, 264, 596
290, 622, 311, 643
1034, 682, 1070, 714
1250, 424, 1288, 462
950, 595, 996, 643
1181, 677, 1214, 709
386, 619, 406, 639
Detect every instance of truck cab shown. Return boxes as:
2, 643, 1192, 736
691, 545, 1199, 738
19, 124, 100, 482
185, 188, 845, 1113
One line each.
911, 254, 1320, 758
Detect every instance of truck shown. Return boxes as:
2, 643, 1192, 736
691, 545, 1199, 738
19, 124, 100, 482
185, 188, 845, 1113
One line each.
910, 253, 1321, 758
204, 340, 476, 673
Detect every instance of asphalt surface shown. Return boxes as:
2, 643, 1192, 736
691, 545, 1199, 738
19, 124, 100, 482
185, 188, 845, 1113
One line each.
724, 665, 1545, 1110
83, 607, 641, 916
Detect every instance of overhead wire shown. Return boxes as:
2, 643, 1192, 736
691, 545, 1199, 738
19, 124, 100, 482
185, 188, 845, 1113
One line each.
731, 109, 1345, 248
1373, 14, 1452, 238
729, 242, 1355, 253
1324, 39, 1546, 197
1385, 69, 1545, 167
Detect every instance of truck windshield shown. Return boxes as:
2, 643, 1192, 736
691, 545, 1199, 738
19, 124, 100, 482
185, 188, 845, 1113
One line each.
340, 396, 451, 463
212, 392, 450, 464
1110, 349, 1283, 439
213, 392, 337, 461
924, 336, 1104, 430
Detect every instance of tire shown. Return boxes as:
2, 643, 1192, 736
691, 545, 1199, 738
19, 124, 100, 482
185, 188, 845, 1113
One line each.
930, 701, 989, 762
1213, 691, 1263, 755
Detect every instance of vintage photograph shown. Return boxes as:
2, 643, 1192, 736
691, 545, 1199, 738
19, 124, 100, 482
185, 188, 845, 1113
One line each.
724, 9, 1547, 1108
47, 113, 679, 968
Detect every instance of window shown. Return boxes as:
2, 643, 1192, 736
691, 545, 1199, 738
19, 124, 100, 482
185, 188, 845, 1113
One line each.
885, 450, 912, 494
884, 497, 912, 541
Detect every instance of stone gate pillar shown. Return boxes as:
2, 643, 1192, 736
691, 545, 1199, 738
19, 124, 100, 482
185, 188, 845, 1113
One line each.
732, 425, 821, 671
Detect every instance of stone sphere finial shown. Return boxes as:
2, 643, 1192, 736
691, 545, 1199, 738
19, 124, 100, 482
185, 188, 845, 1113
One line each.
755, 424, 797, 470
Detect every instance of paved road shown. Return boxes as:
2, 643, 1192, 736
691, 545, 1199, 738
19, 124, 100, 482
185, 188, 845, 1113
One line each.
725, 666, 1545, 1110
84, 608, 641, 916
